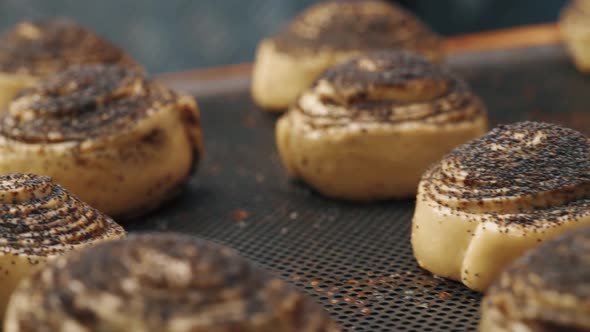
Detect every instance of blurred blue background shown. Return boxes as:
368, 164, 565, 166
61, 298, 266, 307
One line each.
0, 0, 568, 73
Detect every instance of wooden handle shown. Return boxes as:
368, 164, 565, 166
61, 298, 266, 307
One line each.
443, 23, 561, 54
157, 23, 562, 94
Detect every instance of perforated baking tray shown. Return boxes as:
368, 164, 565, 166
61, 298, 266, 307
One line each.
128, 43, 589, 331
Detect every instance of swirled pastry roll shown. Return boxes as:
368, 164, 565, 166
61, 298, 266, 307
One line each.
0, 65, 203, 218
480, 225, 590, 331
0, 18, 139, 109
276, 52, 487, 200
252, 0, 443, 111
412, 122, 590, 292
4, 233, 341, 332
560, 0, 590, 73
0, 173, 125, 320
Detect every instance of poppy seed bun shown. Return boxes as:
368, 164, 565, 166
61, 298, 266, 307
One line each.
0, 173, 125, 320
252, 0, 443, 111
0, 65, 203, 218
5, 233, 340, 332
560, 0, 590, 73
0, 18, 139, 110
276, 52, 487, 200
480, 225, 590, 331
412, 122, 590, 291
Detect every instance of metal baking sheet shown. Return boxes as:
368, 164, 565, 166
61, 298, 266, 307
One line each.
128, 44, 589, 331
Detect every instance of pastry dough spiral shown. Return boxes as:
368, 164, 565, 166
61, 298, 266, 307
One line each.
0, 65, 203, 218
0, 18, 139, 109
0, 173, 125, 320
277, 52, 487, 200
412, 121, 590, 291
252, 0, 443, 110
5, 233, 340, 332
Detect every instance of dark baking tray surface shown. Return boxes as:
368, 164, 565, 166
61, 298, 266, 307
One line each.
128, 44, 590, 331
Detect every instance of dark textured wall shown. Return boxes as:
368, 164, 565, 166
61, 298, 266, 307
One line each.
0, 0, 567, 73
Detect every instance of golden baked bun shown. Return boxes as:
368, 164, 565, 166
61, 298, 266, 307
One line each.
480, 225, 590, 331
252, 0, 444, 111
5, 233, 341, 332
560, 0, 590, 73
0, 18, 139, 110
412, 122, 590, 292
276, 52, 487, 201
0, 65, 203, 218
0, 173, 125, 320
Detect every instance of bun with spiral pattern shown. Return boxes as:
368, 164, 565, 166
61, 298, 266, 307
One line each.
0, 173, 125, 320
480, 225, 590, 331
412, 121, 590, 291
0, 64, 203, 218
276, 51, 487, 200
5, 233, 340, 332
0, 18, 139, 109
252, 0, 444, 111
